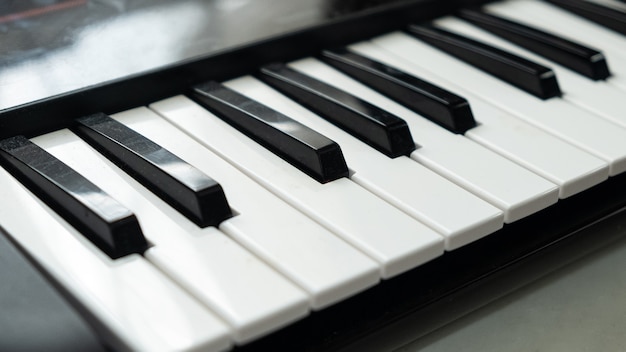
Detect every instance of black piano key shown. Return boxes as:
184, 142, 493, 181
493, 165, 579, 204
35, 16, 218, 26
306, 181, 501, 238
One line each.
458, 9, 611, 80
0, 227, 106, 352
258, 63, 416, 158
319, 48, 477, 134
406, 24, 562, 100
0, 136, 148, 259
546, 0, 626, 35
73, 113, 233, 228
192, 81, 349, 184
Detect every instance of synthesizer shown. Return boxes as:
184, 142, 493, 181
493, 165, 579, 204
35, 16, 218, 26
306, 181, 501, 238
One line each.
1, 0, 626, 350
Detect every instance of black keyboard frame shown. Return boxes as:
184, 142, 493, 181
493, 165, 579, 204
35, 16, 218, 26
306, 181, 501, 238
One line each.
2, 0, 626, 351
0, 0, 471, 139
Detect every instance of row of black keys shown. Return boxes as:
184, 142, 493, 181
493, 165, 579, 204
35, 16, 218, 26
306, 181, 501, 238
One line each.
0, 5, 622, 261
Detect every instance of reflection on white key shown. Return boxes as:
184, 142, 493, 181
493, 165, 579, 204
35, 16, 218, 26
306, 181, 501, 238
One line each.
33, 130, 309, 344
285, 58, 558, 222
149, 96, 449, 274
110, 107, 381, 309
0, 168, 231, 352
329, 31, 609, 199
485, 0, 626, 91
222, 74, 503, 248
367, 32, 626, 176
435, 16, 626, 130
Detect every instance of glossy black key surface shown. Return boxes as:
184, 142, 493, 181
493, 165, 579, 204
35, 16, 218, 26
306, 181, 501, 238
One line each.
74, 113, 232, 228
407, 24, 562, 100
458, 9, 611, 80
259, 63, 416, 158
0, 227, 105, 352
319, 48, 476, 134
546, 0, 626, 35
0, 136, 148, 259
192, 81, 349, 183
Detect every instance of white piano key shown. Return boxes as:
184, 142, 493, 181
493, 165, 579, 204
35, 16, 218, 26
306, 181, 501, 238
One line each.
436, 16, 626, 130
109, 107, 381, 309
485, 0, 626, 91
148, 96, 454, 270
464, 103, 609, 198
286, 58, 559, 221
367, 32, 626, 176
144, 231, 306, 344
331, 43, 609, 198
222, 74, 504, 248
32, 130, 309, 344
0, 168, 231, 352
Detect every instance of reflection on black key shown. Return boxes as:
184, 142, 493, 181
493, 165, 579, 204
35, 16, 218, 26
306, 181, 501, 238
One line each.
546, 0, 626, 35
192, 81, 349, 184
0, 227, 106, 351
407, 24, 562, 100
458, 9, 611, 80
74, 113, 232, 228
259, 63, 416, 158
0, 136, 148, 259
320, 48, 476, 134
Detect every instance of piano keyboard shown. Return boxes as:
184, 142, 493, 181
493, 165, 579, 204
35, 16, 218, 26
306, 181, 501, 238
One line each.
1, 0, 626, 350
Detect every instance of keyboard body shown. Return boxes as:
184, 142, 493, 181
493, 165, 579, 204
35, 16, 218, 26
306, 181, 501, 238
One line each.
2, 0, 626, 351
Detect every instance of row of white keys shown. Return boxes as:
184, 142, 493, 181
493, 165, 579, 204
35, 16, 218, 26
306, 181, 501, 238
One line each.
285, 58, 559, 221
223, 74, 503, 248
367, 32, 626, 176
111, 107, 380, 310
149, 96, 449, 273
32, 129, 309, 344
316, 47, 609, 199
485, 0, 626, 91
0, 166, 231, 351
434, 16, 626, 129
